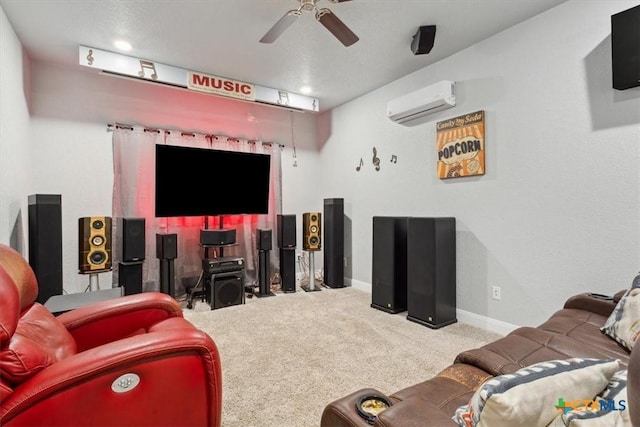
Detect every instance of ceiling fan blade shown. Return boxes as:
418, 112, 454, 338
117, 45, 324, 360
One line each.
260, 10, 301, 44
327, 0, 353, 3
316, 8, 359, 47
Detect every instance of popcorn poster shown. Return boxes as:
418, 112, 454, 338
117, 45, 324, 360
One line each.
436, 110, 485, 179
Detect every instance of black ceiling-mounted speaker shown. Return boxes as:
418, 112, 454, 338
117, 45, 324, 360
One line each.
611, 4, 640, 90
411, 25, 436, 55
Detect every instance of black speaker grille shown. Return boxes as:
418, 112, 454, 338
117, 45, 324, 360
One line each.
214, 275, 243, 309
277, 214, 296, 248
122, 218, 145, 261
28, 194, 63, 304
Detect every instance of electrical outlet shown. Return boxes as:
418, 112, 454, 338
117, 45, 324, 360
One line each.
492, 286, 501, 301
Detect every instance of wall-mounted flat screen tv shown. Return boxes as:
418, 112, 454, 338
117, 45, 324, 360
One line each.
155, 144, 271, 217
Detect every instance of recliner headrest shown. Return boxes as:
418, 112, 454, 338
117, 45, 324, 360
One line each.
0, 244, 39, 318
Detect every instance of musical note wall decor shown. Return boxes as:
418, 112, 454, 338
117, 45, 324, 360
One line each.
86, 49, 94, 66
356, 158, 364, 171
138, 60, 158, 80
390, 155, 397, 164
372, 147, 381, 171
277, 91, 290, 106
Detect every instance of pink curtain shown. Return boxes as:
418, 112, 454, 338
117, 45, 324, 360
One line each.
111, 126, 282, 299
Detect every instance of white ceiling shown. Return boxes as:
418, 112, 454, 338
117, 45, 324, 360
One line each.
1, 0, 568, 112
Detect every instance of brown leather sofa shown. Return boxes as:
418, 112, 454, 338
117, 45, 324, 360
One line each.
321, 291, 638, 426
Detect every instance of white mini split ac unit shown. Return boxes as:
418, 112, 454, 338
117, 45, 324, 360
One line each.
387, 80, 456, 125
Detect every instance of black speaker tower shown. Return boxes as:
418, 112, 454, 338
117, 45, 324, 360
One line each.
371, 217, 408, 314
277, 214, 297, 293
28, 194, 63, 304
323, 198, 345, 288
406, 217, 456, 329
257, 229, 274, 297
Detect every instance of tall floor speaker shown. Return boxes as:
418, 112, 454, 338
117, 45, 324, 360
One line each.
371, 217, 408, 313
257, 229, 274, 297
323, 198, 345, 288
277, 215, 297, 293
406, 217, 456, 329
28, 194, 63, 304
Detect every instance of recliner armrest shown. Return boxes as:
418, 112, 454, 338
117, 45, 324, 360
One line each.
56, 292, 184, 351
0, 328, 222, 426
563, 292, 620, 317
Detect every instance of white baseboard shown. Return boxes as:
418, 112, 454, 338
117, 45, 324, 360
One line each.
344, 279, 517, 336
456, 309, 518, 336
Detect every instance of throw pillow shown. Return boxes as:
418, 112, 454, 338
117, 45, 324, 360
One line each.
601, 272, 640, 351
547, 369, 630, 426
452, 358, 620, 427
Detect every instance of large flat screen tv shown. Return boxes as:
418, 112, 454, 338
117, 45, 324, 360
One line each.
155, 144, 271, 217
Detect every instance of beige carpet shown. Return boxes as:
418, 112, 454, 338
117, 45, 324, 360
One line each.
183, 286, 502, 427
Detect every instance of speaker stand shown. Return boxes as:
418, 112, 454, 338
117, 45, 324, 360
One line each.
302, 251, 321, 292
89, 273, 100, 292
256, 250, 275, 298
159, 259, 175, 297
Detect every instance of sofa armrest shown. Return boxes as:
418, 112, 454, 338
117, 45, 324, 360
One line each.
56, 292, 183, 351
563, 292, 620, 317
375, 395, 458, 427
322, 388, 393, 427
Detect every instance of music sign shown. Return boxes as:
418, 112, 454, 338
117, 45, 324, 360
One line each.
436, 110, 485, 179
188, 71, 256, 101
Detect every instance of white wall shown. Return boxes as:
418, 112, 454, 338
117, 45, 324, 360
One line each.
0, 5, 31, 253
320, 0, 640, 328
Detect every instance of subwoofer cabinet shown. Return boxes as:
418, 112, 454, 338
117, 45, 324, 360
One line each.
211, 273, 244, 309
406, 217, 456, 329
371, 216, 408, 314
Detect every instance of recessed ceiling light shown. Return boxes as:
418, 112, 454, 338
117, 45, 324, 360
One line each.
300, 86, 312, 94
114, 40, 132, 51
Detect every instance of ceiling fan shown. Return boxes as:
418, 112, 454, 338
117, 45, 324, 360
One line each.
259, 0, 359, 47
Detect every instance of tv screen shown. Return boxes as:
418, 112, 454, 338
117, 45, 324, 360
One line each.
155, 144, 271, 217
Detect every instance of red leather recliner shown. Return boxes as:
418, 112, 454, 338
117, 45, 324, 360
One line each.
0, 244, 222, 426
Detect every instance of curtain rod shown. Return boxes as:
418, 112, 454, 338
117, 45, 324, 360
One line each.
106, 122, 284, 148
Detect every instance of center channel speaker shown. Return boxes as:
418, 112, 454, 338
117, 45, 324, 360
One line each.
79, 216, 112, 273
302, 212, 321, 251
200, 229, 236, 246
